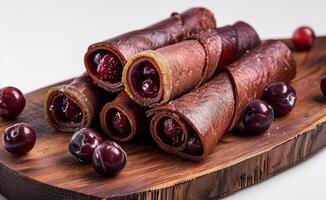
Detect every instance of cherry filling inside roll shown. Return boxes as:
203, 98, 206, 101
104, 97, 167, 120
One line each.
154, 116, 204, 155
45, 74, 100, 132
48, 93, 83, 124
130, 61, 160, 98
100, 92, 147, 142
89, 50, 123, 83
106, 108, 132, 139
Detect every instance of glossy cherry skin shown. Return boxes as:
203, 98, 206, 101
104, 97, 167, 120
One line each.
320, 74, 326, 97
263, 81, 296, 117
141, 79, 159, 97
0, 87, 26, 120
61, 96, 83, 123
92, 141, 127, 176
292, 26, 315, 51
69, 128, 103, 163
3, 123, 36, 155
162, 118, 185, 147
95, 52, 122, 83
110, 110, 131, 136
136, 62, 160, 98
242, 99, 274, 134
187, 135, 203, 156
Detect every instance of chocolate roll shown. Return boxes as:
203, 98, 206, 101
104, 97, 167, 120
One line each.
45, 73, 102, 132
84, 7, 216, 92
123, 22, 261, 107
99, 91, 147, 142
147, 41, 296, 161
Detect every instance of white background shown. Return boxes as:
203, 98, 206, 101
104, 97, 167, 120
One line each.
0, 0, 326, 199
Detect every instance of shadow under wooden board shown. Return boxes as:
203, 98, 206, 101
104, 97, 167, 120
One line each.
1, 37, 326, 200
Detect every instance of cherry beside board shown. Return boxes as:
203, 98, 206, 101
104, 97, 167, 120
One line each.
0, 37, 326, 200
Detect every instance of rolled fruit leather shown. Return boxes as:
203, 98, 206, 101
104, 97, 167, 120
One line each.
84, 7, 216, 92
100, 91, 147, 142
147, 40, 296, 161
45, 73, 114, 132
123, 21, 261, 107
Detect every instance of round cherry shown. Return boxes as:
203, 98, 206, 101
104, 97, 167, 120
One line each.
3, 123, 36, 155
161, 118, 185, 147
69, 128, 103, 163
109, 109, 131, 137
263, 81, 296, 117
187, 135, 203, 156
292, 26, 315, 51
320, 74, 326, 97
92, 141, 127, 176
141, 79, 159, 97
0, 86, 26, 120
242, 99, 274, 134
95, 52, 122, 83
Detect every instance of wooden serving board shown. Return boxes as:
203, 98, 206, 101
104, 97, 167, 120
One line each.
1, 37, 326, 200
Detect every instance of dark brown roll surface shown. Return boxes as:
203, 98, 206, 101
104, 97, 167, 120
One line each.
100, 91, 147, 142
45, 73, 100, 132
84, 7, 216, 92
147, 40, 296, 161
123, 22, 261, 107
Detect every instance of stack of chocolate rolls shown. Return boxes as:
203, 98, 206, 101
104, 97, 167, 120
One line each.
147, 41, 296, 161
84, 7, 216, 92
44, 7, 297, 162
45, 7, 216, 133
123, 21, 261, 106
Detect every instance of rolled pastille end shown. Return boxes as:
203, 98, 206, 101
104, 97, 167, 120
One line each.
100, 92, 146, 142
84, 44, 126, 92
190, 28, 222, 86
180, 7, 217, 37
45, 84, 95, 132
123, 50, 172, 107
150, 111, 190, 152
147, 107, 210, 162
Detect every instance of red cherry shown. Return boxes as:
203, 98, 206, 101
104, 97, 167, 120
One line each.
111, 110, 131, 135
162, 118, 185, 146
3, 123, 36, 155
96, 53, 122, 83
92, 141, 127, 176
292, 26, 315, 51
141, 79, 159, 97
0, 86, 26, 120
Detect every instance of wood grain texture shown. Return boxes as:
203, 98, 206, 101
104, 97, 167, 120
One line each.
1, 37, 326, 200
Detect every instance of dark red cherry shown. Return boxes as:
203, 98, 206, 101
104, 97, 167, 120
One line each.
109, 109, 131, 137
263, 81, 296, 117
141, 79, 159, 97
320, 74, 326, 97
162, 118, 185, 147
69, 128, 103, 163
242, 99, 274, 134
92, 141, 127, 176
0, 87, 26, 120
61, 96, 83, 123
141, 62, 157, 78
96, 53, 122, 83
3, 123, 36, 155
292, 26, 315, 51
187, 135, 203, 156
